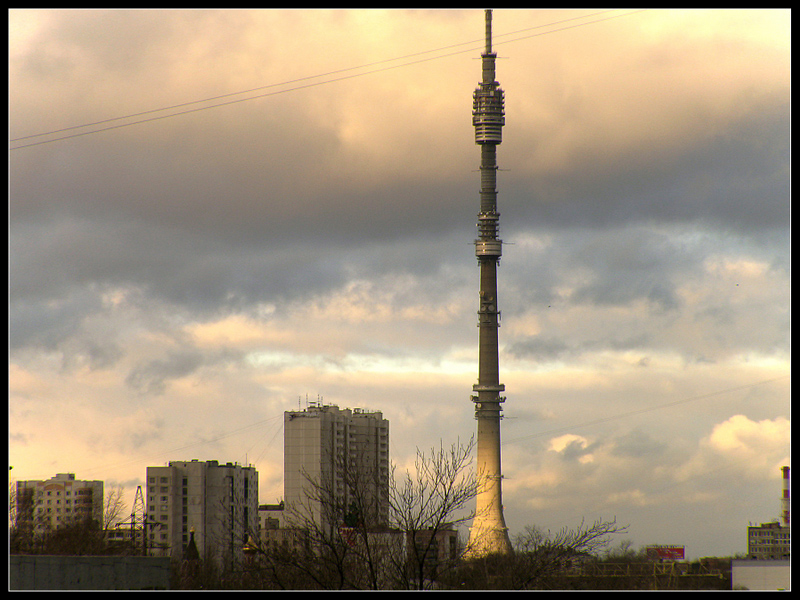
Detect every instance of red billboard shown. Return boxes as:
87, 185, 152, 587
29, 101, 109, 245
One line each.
646, 545, 685, 561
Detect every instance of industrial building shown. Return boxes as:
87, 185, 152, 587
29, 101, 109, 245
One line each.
15, 473, 104, 535
145, 459, 258, 567
746, 521, 790, 560
746, 465, 790, 560
732, 466, 791, 590
283, 403, 390, 531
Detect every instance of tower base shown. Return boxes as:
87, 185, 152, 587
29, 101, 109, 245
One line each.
466, 519, 513, 558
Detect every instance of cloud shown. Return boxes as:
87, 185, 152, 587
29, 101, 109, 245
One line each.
8, 9, 790, 560
707, 414, 789, 454
505, 9, 790, 233
125, 350, 207, 396
504, 411, 789, 537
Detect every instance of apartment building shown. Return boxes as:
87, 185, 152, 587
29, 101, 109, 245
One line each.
145, 460, 258, 566
283, 404, 390, 530
15, 473, 103, 534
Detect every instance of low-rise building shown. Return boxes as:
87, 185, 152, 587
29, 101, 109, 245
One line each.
746, 521, 790, 560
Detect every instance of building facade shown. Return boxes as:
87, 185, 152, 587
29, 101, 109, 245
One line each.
15, 473, 103, 535
258, 502, 308, 553
747, 521, 790, 560
145, 460, 258, 566
408, 524, 459, 579
283, 404, 390, 531
745, 466, 790, 561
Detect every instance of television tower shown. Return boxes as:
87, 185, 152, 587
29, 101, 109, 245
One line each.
467, 9, 513, 556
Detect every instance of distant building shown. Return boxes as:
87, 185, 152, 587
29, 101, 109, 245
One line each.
15, 473, 103, 534
746, 466, 790, 561
106, 523, 138, 549
258, 501, 285, 531
258, 502, 308, 552
747, 521, 790, 560
408, 524, 459, 579
283, 403, 390, 530
145, 460, 258, 567
732, 559, 790, 590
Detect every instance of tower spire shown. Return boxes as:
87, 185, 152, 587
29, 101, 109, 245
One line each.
484, 6, 493, 55
467, 8, 513, 557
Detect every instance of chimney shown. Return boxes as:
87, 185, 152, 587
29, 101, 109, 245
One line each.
781, 466, 790, 526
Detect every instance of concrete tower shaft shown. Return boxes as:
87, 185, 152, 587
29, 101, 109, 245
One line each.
467, 9, 513, 557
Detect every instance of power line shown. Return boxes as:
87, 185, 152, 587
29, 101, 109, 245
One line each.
10, 9, 644, 151
11, 10, 617, 144
74, 375, 788, 481
502, 375, 789, 447
78, 413, 284, 478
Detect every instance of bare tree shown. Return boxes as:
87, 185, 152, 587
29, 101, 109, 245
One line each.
237, 437, 481, 590
451, 517, 629, 589
390, 437, 480, 589
274, 441, 395, 590
11, 485, 135, 556
102, 485, 127, 531
514, 517, 628, 558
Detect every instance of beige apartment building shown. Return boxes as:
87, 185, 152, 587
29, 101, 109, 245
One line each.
145, 459, 258, 567
15, 473, 104, 535
283, 403, 390, 531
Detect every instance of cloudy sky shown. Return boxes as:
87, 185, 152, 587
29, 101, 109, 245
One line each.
9, 9, 790, 560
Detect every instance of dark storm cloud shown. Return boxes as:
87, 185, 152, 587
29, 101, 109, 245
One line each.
507, 333, 652, 362
9, 9, 475, 253
125, 350, 207, 396
9, 197, 474, 326
11, 10, 788, 337
564, 232, 685, 312
9, 285, 103, 351
502, 226, 697, 316
506, 93, 790, 234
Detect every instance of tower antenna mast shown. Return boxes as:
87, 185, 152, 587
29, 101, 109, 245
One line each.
467, 8, 513, 557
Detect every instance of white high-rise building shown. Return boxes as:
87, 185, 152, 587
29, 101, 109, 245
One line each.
283, 404, 390, 530
145, 460, 258, 566
15, 473, 103, 534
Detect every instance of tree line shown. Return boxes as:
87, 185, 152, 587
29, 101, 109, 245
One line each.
19, 438, 716, 590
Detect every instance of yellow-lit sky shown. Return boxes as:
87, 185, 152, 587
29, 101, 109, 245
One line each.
9, 9, 790, 560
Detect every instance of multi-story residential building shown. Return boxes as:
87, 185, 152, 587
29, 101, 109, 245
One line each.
145, 460, 258, 567
15, 473, 103, 534
283, 403, 390, 531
